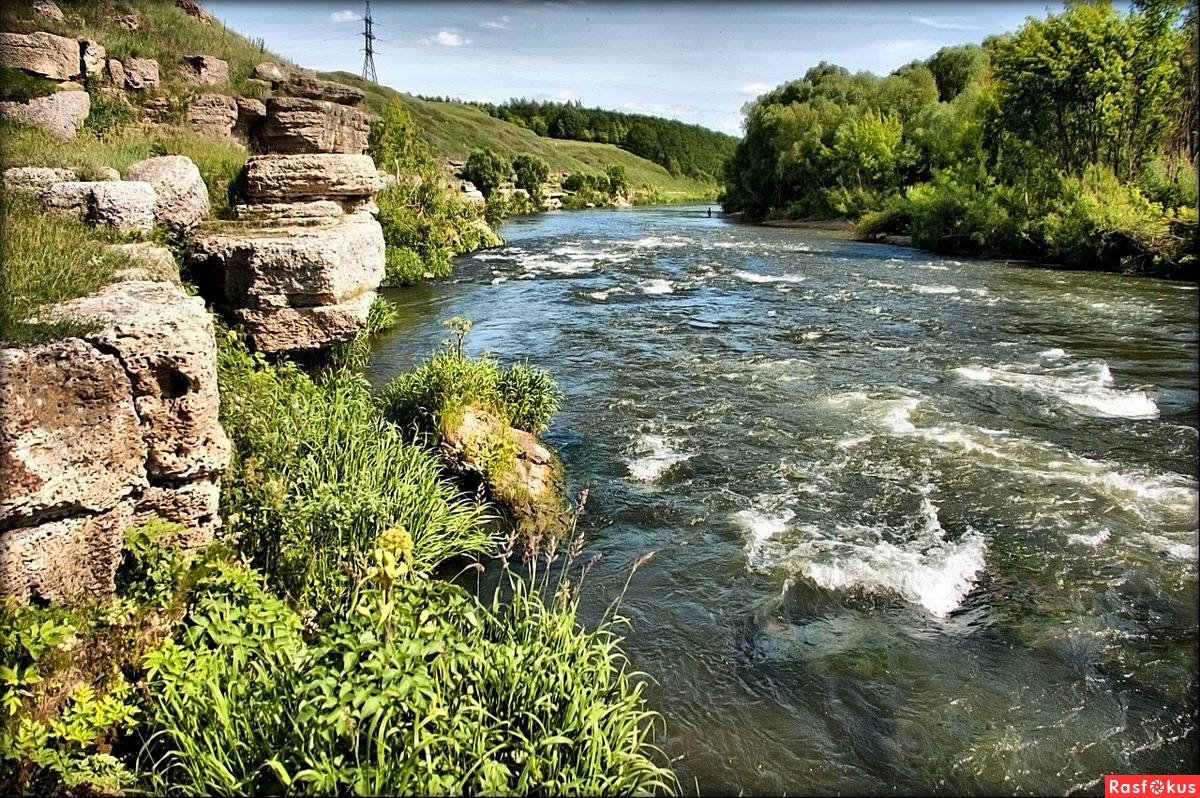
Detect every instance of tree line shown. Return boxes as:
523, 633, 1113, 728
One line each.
721, 0, 1197, 277
468, 98, 738, 182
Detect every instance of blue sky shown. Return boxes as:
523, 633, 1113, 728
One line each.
205, 1, 1061, 135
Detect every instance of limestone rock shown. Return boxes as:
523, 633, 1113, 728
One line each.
257, 96, 369, 154
192, 217, 384, 310
0, 88, 89, 138
232, 198, 348, 222
126, 155, 210, 230
187, 92, 237, 136
181, 54, 229, 85
133, 479, 220, 548
1, 166, 76, 193
124, 57, 159, 90
0, 339, 146, 528
116, 10, 140, 30
107, 242, 179, 282
142, 95, 171, 122
0, 31, 80, 80
277, 74, 364, 106
233, 95, 266, 142
78, 38, 106, 78
0, 505, 133, 602
171, 0, 213, 25
96, 166, 120, 181
241, 153, 385, 201
32, 0, 65, 22
232, 290, 376, 352
43, 281, 231, 482
105, 58, 125, 87
41, 180, 156, 231
251, 61, 289, 82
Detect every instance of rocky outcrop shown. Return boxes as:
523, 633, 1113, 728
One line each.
124, 57, 159, 90
32, 0, 64, 22
186, 92, 237, 136
241, 153, 384, 200
276, 74, 364, 106
0, 88, 89, 138
181, 54, 229, 85
126, 155, 210, 231
79, 39, 106, 78
233, 96, 266, 143
105, 58, 125, 87
251, 61, 289, 83
256, 97, 369, 154
1, 279, 230, 602
171, 0, 213, 25
42, 180, 156, 231
2, 166, 76, 193
0, 31, 80, 80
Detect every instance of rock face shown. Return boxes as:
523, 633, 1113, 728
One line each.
2, 166, 76, 192
181, 54, 229, 85
257, 97, 369, 155
171, 0, 213, 25
105, 58, 125, 87
251, 61, 289, 82
126, 155, 210, 231
277, 74, 364, 106
242, 153, 385, 200
0, 280, 231, 602
233, 96, 266, 143
124, 57, 159, 90
42, 180, 156, 231
187, 92, 237, 136
32, 0, 65, 22
0, 31, 80, 80
79, 39, 107, 78
0, 88, 89, 138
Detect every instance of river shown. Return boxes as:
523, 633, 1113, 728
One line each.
366, 205, 1199, 794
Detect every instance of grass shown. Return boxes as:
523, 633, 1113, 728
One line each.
0, 188, 147, 344
325, 71, 719, 202
0, 0, 292, 98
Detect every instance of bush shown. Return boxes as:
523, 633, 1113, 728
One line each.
464, 148, 511, 198
369, 102, 434, 177
216, 333, 494, 613
497, 361, 563, 433
139, 545, 676, 796
512, 153, 549, 194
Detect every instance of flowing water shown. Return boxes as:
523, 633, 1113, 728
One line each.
367, 205, 1199, 794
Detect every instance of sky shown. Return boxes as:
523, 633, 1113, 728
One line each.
204, 1, 1062, 136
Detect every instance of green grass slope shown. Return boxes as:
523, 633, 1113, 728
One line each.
322, 71, 718, 202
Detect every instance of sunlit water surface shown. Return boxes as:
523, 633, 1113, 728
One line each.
367, 205, 1199, 794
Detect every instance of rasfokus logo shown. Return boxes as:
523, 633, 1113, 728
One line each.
1106, 775, 1200, 796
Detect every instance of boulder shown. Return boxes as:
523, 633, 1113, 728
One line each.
181, 54, 229, 85
0, 339, 146, 529
257, 96, 369, 154
251, 61, 289, 82
191, 217, 385, 310
1, 166, 76, 193
0, 31, 80, 80
233, 198, 349, 222
116, 10, 140, 30
42, 180, 156, 231
96, 166, 120, 181
105, 58, 125, 87
142, 95, 171, 122
232, 95, 266, 142
126, 155, 210, 230
32, 0, 65, 22
186, 92, 237, 136
107, 242, 179, 282
0, 88, 89, 139
277, 74, 364, 106
171, 0, 213, 25
43, 281, 231, 482
124, 57, 159, 90
240, 153, 385, 201
0, 505, 134, 602
78, 38, 106, 78
233, 290, 376, 352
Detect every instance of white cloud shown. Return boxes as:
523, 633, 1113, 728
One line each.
914, 16, 982, 32
329, 9, 360, 23
480, 15, 511, 29
623, 101, 699, 117
740, 82, 771, 96
418, 30, 471, 47
542, 89, 580, 103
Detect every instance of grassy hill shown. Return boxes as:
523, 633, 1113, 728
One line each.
322, 71, 718, 202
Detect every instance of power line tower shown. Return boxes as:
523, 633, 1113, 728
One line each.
361, 0, 378, 83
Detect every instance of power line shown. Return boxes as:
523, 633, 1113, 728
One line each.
361, 0, 378, 83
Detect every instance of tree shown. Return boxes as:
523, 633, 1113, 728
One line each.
512, 154, 549, 193
925, 45, 989, 102
464, 149, 511, 198
368, 103, 433, 177
605, 165, 629, 196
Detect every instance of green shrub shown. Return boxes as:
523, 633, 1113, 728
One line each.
369, 102, 434, 177
217, 333, 494, 612
140, 546, 677, 795
384, 245, 426, 286
464, 148, 511, 198
497, 361, 563, 433
380, 348, 505, 437
82, 82, 139, 140
512, 153, 549, 194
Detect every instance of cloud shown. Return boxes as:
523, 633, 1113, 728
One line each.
914, 16, 981, 32
480, 15, 511, 29
740, 82, 771, 96
541, 89, 580, 103
623, 101, 699, 117
418, 30, 471, 47
329, 9, 360, 23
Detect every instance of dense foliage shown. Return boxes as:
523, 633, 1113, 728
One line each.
722, 0, 1198, 276
464, 148, 512, 199
473, 98, 738, 181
